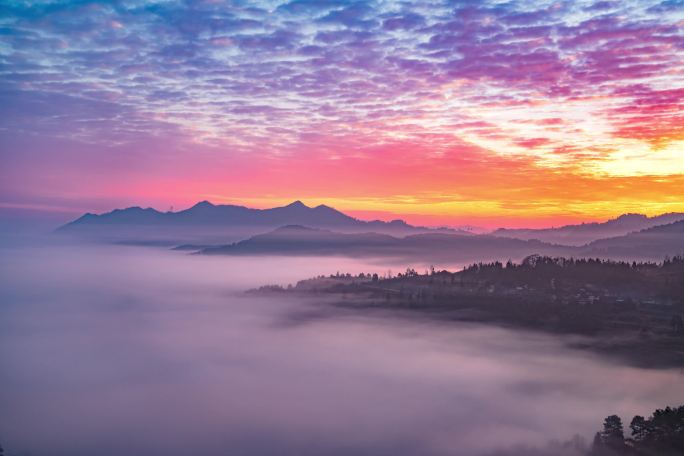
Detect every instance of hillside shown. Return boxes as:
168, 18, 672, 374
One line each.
494, 213, 684, 246
580, 220, 684, 260
200, 225, 568, 263
251, 255, 684, 367
199, 221, 684, 264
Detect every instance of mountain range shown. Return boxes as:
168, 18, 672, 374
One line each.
199, 224, 562, 263
198, 221, 684, 263
56, 200, 463, 245
581, 219, 684, 259
493, 213, 684, 246
57, 201, 684, 262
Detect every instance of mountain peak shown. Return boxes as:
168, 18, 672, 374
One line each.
285, 200, 309, 209
614, 213, 646, 221
266, 225, 326, 236
191, 200, 215, 209
113, 206, 159, 214
313, 204, 342, 213
276, 224, 317, 231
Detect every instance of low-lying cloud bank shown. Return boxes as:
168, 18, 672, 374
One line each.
1, 243, 682, 455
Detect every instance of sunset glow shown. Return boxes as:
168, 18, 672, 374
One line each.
1, 0, 683, 226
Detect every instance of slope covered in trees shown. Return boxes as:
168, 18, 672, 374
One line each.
251, 255, 684, 366
592, 405, 684, 455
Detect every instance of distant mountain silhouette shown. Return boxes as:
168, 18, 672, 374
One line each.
198, 221, 684, 263
57, 202, 684, 261
493, 213, 684, 246
199, 225, 568, 263
579, 220, 684, 260
57, 200, 464, 244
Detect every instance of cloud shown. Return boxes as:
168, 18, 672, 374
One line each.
1, 0, 683, 219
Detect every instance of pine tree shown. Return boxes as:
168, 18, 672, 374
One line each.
601, 415, 625, 449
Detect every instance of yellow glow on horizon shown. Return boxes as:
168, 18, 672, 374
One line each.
596, 140, 684, 176
200, 191, 684, 227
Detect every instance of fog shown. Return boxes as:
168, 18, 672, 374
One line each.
1, 241, 683, 456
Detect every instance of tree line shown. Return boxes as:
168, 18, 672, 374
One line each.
592, 405, 684, 455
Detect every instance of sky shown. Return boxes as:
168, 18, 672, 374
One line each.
0, 0, 683, 228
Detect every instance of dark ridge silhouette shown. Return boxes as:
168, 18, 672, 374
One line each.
201, 225, 402, 255
201, 221, 684, 263
494, 213, 684, 246
56, 200, 465, 244
580, 220, 684, 260
200, 225, 568, 262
